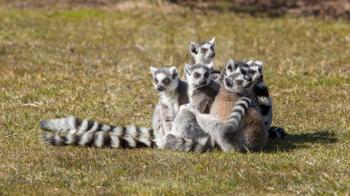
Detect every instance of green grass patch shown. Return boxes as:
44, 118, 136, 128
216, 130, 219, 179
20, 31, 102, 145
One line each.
0, 1, 349, 195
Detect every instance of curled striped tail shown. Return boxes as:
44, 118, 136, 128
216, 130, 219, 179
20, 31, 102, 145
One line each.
40, 117, 155, 148
225, 97, 252, 128
161, 134, 214, 153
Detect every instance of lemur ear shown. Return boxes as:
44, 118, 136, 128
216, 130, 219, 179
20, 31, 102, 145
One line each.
247, 60, 254, 65
206, 62, 214, 70
184, 63, 192, 75
150, 66, 157, 76
225, 59, 235, 72
169, 66, 178, 79
254, 60, 264, 67
209, 37, 215, 46
190, 42, 198, 55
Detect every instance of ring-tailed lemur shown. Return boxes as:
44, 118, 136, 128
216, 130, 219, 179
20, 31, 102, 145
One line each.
203, 60, 267, 152
190, 37, 215, 65
185, 62, 220, 113
187, 37, 221, 81
158, 62, 221, 151
166, 63, 267, 152
162, 61, 264, 152
40, 66, 189, 148
226, 59, 286, 139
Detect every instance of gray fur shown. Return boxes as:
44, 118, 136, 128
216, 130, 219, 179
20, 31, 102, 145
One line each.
166, 60, 266, 152
246, 60, 273, 131
40, 66, 189, 148
160, 63, 221, 152
189, 37, 215, 65
184, 94, 253, 152
150, 66, 189, 146
162, 63, 255, 152
40, 117, 155, 148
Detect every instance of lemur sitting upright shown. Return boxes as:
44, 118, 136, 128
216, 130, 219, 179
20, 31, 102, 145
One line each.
162, 60, 265, 152
158, 62, 220, 151
187, 37, 221, 81
40, 66, 189, 148
189, 37, 216, 65
189, 60, 267, 152
226, 60, 286, 139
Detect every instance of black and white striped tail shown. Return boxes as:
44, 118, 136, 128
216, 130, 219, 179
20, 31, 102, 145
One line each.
268, 126, 286, 139
40, 116, 156, 148
162, 134, 213, 153
225, 97, 251, 128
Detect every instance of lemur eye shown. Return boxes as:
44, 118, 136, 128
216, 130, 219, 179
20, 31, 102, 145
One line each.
236, 80, 243, 86
204, 72, 209, 78
241, 69, 247, 75
154, 78, 159, 84
194, 72, 200, 78
258, 67, 262, 73
201, 48, 207, 53
249, 70, 256, 75
163, 78, 170, 85
224, 78, 233, 88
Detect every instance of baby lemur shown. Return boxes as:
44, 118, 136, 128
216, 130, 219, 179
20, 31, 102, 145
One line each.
164, 60, 268, 152
40, 66, 189, 148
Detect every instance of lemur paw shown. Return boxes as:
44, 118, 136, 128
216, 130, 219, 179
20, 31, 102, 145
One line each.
179, 104, 189, 111
257, 96, 270, 105
186, 104, 199, 113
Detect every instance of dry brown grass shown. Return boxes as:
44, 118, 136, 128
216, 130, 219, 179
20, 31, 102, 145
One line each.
0, 0, 349, 194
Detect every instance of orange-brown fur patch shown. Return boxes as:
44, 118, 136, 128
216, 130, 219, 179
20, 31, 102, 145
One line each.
210, 85, 268, 151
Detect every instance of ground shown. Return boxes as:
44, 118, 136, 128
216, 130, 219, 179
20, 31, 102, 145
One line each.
0, 0, 349, 195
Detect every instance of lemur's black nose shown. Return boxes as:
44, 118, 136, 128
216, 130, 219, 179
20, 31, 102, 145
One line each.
199, 80, 207, 85
157, 86, 165, 91
244, 75, 252, 81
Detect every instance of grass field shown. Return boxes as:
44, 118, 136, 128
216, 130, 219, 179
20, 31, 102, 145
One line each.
0, 1, 349, 195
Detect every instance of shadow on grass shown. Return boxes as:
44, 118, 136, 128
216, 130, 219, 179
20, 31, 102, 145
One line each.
264, 129, 339, 153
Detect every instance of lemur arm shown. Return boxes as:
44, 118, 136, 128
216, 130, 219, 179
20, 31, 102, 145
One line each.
184, 106, 224, 134
160, 103, 176, 133
253, 82, 271, 105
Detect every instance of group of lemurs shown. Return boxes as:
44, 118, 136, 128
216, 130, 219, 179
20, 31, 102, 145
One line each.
40, 37, 286, 152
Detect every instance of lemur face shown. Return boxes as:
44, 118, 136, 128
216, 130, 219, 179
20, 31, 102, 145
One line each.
150, 66, 179, 92
223, 71, 252, 93
247, 60, 263, 82
185, 62, 213, 88
224, 59, 252, 82
190, 37, 215, 64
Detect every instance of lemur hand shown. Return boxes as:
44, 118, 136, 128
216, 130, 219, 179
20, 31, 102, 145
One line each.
179, 104, 189, 111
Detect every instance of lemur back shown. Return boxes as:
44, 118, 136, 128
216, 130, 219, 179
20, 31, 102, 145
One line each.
40, 66, 189, 148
